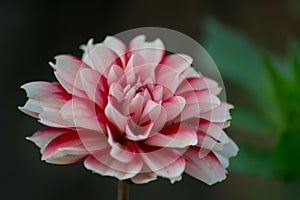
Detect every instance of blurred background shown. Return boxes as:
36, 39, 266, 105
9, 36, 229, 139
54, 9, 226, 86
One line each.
2, 0, 300, 199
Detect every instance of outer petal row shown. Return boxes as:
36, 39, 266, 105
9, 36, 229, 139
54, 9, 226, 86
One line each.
184, 147, 226, 185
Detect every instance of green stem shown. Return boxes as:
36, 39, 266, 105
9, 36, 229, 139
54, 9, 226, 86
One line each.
118, 180, 129, 200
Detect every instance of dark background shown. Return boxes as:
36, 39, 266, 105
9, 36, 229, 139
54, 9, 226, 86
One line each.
2, 0, 300, 199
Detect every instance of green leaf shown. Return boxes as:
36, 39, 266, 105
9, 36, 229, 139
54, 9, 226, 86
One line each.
201, 18, 300, 179
229, 143, 277, 178
288, 0, 300, 19
275, 130, 300, 178
200, 18, 272, 132
201, 18, 265, 105
264, 50, 300, 130
231, 107, 270, 132
287, 38, 300, 83
263, 56, 288, 130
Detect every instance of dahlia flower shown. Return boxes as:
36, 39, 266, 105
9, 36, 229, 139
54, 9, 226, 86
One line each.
19, 35, 238, 185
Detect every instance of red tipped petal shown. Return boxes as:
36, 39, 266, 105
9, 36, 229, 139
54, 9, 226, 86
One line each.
162, 53, 193, 74
140, 147, 185, 179
86, 44, 121, 77
60, 98, 106, 132
103, 36, 127, 67
84, 148, 143, 180
27, 127, 68, 150
42, 131, 88, 164
162, 96, 186, 122
201, 102, 233, 122
145, 123, 197, 148
80, 68, 108, 109
129, 35, 165, 65
184, 147, 226, 185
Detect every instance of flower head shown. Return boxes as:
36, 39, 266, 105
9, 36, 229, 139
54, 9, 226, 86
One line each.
19, 35, 238, 185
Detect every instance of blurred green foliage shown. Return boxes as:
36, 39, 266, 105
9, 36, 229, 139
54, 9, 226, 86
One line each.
265, 42, 300, 177
288, 0, 300, 19
201, 18, 300, 179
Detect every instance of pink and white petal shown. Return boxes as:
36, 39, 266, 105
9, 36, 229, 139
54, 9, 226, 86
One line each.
184, 119, 229, 152
60, 98, 106, 132
86, 44, 122, 77
140, 100, 162, 124
162, 96, 186, 122
105, 95, 129, 131
152, 106, 168, 132
177, 102, 221, 122
49, 61, 57, 71
38, 106, 72, 128
125, 119, 154, 141
109, 83, 125, 103
180, 90, 220, 112
215, 121, 231, 129
18, 99, 42, 118
21, 82, 70, 109
162, 53, 193, 74
176, 103, 205, 122
184, 118, 230, 130
42, 130, 108, 163
132, 63, 157, 83
213, 138, 239, 169
200, 102, 233, 122
184, 147, 226, 185
80, 68, 108, 109
213, 152, 229, 169
66, 114, 107, 133
27, 127, 68, 150
40, 94, 73, 109
80, 68, 108, 92
131, 172, 157, 184
151, 85, 164, 101
129, 94, 146, 121
131, 164, 157, 184
60, 98, 96, 119
196, 131, 223, 157
181, 66, 202, 78
42, 131, 89, 164
107, 125, 136, 163
84, 148, 143, 180
214, 138, 238, 159
55, 73, 87, 98
54, 55, 89, 91
140, 86, 153, 99
174, 92, 221, 122
44, 153, 87, 165
108, 141, 136, 164
169, 175, 182, 184
155, 64, 181, 94
176, 77, 221, 95
103, 36, 127, 67
144, 123, 197, 148
124, 54, 145, 84
139, 147, 185, 179
77, 130, 109, 153
151, 85, 173, 102
122, 85, 137, 105
129, 35, 165, 65
198, 122, 229, 144
80, 38, 95, 66
21, 82, 67, 100
107, 65, 126, 86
